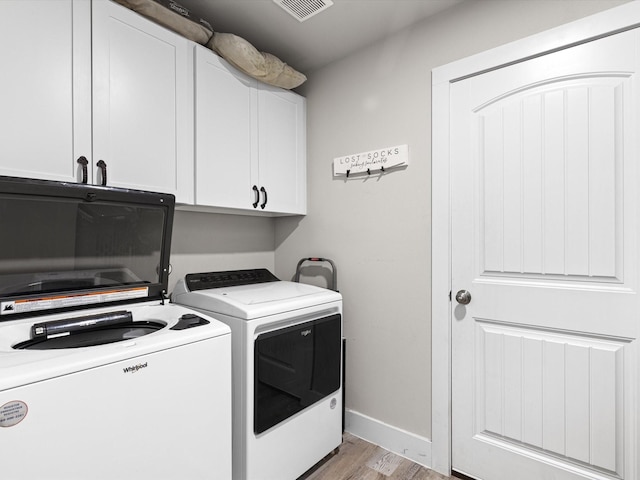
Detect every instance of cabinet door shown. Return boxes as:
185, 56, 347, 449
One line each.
92, 0, 193, 203
257, 85, 306, 214
194, 47, 257, 210
0, 0, 91, 183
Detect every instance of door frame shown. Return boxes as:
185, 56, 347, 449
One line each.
431, 3, 640, 476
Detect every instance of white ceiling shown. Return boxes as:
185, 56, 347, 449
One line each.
176, 0, 464, 73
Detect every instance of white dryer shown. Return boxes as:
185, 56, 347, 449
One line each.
0, 176, 232, 480
172, 269, 343, 480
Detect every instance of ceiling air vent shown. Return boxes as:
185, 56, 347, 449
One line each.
273, 0, 334, 22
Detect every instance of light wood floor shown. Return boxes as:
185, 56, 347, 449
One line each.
298, 432, 452, 480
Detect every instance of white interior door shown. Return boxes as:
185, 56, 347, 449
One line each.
451, 29, 640, 480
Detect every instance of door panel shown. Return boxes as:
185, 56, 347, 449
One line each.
92, 0, 192, 199
257, 86, 306, 214
451, 29, 639, 480
475, 321, 626, 475
194, 47, 256, 209
479, 77, 624, 281
0, 0, 91, 183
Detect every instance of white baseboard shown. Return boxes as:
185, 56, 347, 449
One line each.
344, 409, 432, 469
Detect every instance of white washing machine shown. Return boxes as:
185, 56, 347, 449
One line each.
0, 302, 231, 480
172, 269, 343, 480
0, 176, 232, 480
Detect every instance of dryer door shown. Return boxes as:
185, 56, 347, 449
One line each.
254, 313, 341, 434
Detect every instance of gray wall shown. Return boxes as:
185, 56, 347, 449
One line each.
273, 0, 630, 440
169, 210, 275, 294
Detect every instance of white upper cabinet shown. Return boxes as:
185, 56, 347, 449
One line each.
0, 0, 91, 183
194, 46, 307, 215
257, 85, 306, 215
0, 0, 193, 202
0, 0, 304, 214
194, 47, 256, 210
92, 0, 194, 203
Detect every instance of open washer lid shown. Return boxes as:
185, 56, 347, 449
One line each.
0, 176, 175, 321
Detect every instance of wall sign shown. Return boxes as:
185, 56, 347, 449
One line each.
333, 144, 408, 177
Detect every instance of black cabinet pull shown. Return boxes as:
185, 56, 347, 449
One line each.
252, 185, 259, 208
260, 186, 267, 210
76, 156, 89, 184
96, 160, 107, 186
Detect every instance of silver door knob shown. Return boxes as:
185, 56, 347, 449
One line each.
455, 290, 471, 305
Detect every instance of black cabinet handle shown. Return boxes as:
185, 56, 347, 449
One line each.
96, 160, 107, 186
252, 185, 259, 208
260, 186, 267, 210
76, 156, 89, 184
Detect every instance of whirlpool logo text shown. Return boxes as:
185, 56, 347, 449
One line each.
122, 362, 148, 374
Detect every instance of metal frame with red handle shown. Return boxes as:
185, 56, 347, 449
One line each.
293, 257, 338, 292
